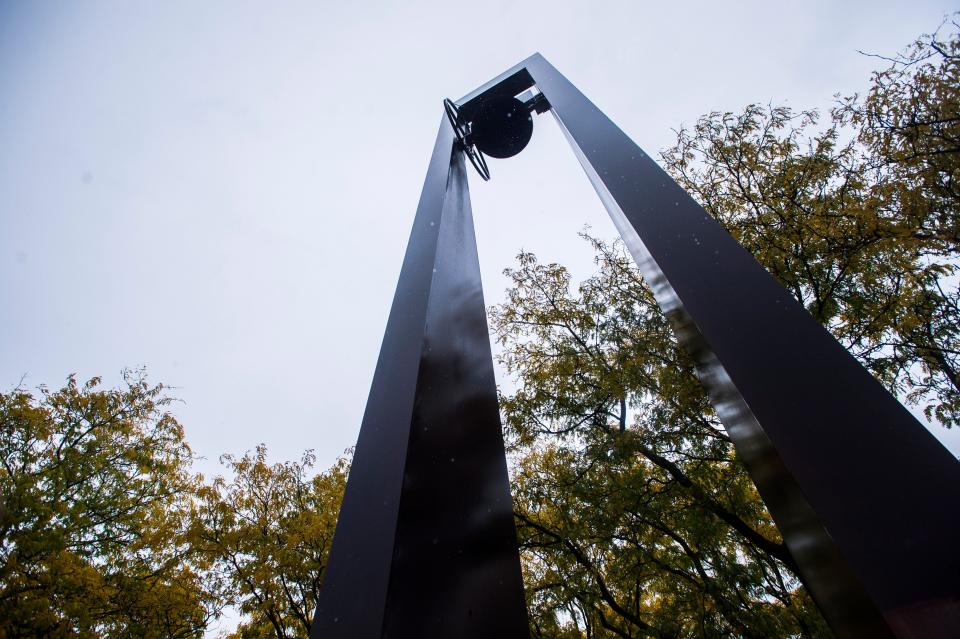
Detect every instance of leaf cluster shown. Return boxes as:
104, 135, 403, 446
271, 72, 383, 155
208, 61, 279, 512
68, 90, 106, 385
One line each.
663, 20, 960, 424
0, 371, 212, 638
493, 239, 828, 638
191, 446, 348, 639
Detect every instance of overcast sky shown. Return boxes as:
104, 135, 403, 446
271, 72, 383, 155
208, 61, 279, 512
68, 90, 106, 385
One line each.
2, 0, 958, 498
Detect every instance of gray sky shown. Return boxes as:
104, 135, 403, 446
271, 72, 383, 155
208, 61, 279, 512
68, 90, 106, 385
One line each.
3, 0, 959, 491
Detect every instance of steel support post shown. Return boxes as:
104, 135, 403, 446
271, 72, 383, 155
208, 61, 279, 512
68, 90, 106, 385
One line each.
456, 54, 960, 638
310, 121, 529, 638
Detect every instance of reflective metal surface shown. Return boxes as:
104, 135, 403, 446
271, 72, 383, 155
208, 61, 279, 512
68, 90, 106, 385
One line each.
457, 54, 960, 638
310, 120, 528, 638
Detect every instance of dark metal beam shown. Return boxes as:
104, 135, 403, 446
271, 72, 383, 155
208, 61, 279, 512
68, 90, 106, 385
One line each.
447, 53, 959, 638
310, 120, 528, 638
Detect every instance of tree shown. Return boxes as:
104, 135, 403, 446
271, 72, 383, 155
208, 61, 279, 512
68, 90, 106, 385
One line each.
0, 372, 213, 638
493, 20, 958, 638
663, 19, 959, 425
192, 445, 347, 639
495, 240, 829, 638
835, 18, 960, 422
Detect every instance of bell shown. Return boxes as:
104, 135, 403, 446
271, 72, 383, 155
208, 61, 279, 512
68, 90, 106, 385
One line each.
467, 96, 534, 159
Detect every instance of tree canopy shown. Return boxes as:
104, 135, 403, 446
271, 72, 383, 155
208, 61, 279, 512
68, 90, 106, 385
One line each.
0, 375, 347, 639
0, 372, 211, 638
662, 23, 959, 425
494, 237, 829, 638
191, 446, 347, 639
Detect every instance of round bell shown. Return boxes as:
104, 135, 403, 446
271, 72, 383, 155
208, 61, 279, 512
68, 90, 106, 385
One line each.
468, 96, 534, 159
